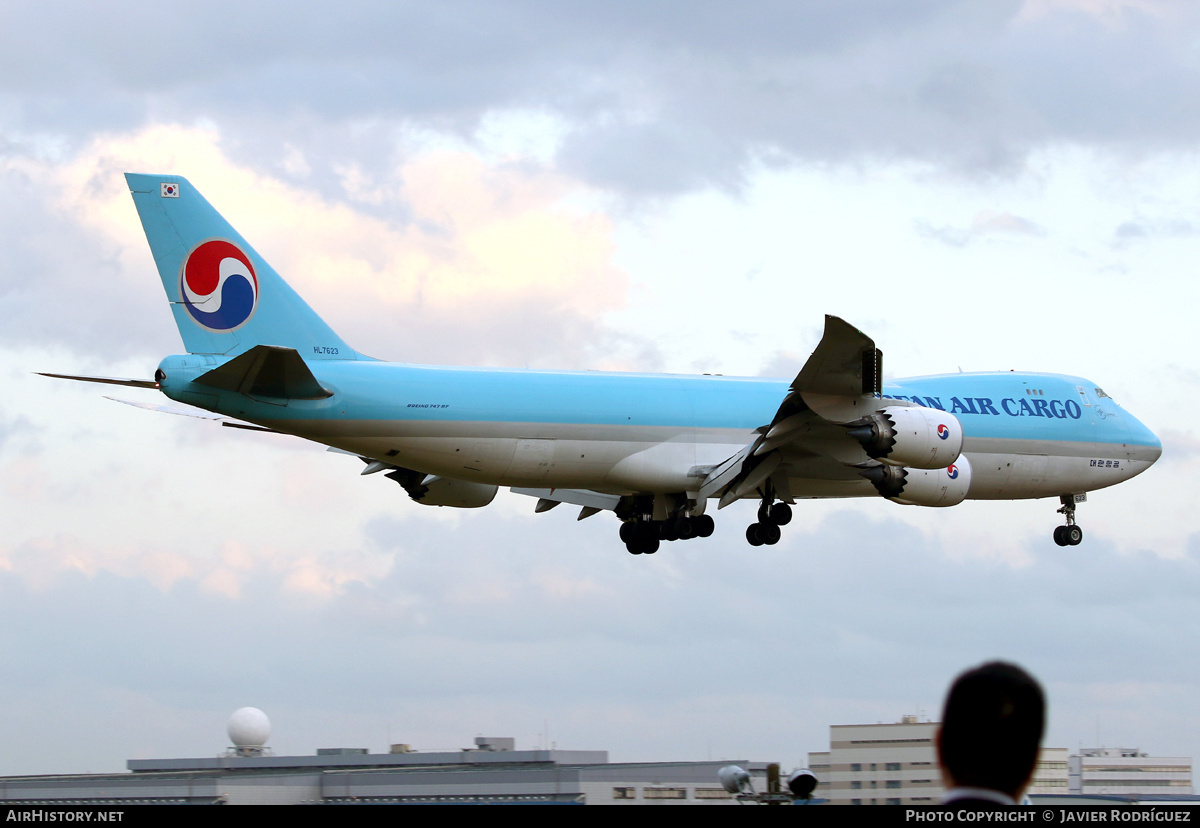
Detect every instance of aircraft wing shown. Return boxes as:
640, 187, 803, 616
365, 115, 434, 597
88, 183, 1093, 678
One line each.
707, 315, 882, 508
782, 314, 881, 423
37, 372, 158, 389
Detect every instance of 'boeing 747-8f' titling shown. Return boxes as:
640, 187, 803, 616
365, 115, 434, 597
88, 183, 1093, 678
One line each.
42, 174, 1161, 554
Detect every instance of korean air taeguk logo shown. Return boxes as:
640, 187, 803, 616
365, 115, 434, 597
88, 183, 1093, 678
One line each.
937, 423, 950, 440
179, 240, 259, 331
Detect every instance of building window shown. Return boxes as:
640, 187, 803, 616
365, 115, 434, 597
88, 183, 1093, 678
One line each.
851, 781, 862, 790
851, 799, 862, 805
851, 763, 862, 772
695, 788, 733, 800
644, 787, 687, 800
887, 798, 902, 805
886, 762, 901, 771
612, 787, 637, 800
886, 780, 902, 789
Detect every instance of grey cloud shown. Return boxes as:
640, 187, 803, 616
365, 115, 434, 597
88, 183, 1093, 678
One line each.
0, 168, 179, 361
1113, 217, 1196, 245
5, 2, 1200, 197
1115, 221, 1148, 240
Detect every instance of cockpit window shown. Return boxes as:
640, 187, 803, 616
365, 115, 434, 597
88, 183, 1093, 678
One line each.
1094, 387, 1111, 399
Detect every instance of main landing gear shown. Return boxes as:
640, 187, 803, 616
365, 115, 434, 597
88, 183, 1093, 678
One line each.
1053, 494, 1084, 547
746, 498, 792, 547
620, 514, 716, 555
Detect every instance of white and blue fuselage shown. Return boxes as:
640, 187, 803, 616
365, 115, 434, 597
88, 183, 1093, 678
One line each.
156, 354, 1159, 501
44, 173, 1159, 553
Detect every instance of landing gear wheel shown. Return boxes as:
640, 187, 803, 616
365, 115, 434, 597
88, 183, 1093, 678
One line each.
659, 520, 679, 542
675, 516, 697, 540
695, 515, 715, 538
1055, 493, 1085, 547
746, 524, 764, 546
757, 502, 772, 524
624, 521, 659, 554
768, 502, 792, 526
636, 523, 659, 554
619, 522, 637, 544
1053, 524, 1084, 546
759, 521, 781, 545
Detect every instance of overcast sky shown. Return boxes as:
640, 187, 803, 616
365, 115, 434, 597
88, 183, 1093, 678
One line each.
2, 0, 1200, 777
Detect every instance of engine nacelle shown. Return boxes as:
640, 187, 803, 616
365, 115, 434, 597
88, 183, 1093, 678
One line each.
416, 477, 498, 508
385, 468, 498, 508
846, 405, 963, 470
860, 454, 972, 507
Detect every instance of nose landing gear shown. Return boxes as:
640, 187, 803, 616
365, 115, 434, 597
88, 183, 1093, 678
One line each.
1053, 493, 1085, 547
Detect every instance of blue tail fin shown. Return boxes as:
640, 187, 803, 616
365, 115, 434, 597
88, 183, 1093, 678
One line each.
126, 173, 360, 360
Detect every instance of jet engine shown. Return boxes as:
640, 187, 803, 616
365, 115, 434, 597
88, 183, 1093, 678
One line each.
385, 468, 498, 508
845, 406, 963, 469
860, 454, 972, 507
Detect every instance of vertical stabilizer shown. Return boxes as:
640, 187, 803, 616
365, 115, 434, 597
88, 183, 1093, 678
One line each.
126, 173, 360, 359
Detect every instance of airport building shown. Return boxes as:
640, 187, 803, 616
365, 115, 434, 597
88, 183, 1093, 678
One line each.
0, 732, 774, 806
2, 708, 1191, 805
1068, 748, 1193, 796
806, 715, 1070, 805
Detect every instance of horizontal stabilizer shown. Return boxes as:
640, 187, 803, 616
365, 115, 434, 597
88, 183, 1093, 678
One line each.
194, 345, 332, 400
38, 373, 157, 389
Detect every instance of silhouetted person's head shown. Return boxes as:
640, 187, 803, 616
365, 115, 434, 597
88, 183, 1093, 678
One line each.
937, 661, 1045, 800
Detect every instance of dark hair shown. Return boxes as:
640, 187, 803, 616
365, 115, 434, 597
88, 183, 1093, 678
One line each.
939, 661, 1046, 797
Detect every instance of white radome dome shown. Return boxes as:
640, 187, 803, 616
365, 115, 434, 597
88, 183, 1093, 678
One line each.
227, 707, 271, 748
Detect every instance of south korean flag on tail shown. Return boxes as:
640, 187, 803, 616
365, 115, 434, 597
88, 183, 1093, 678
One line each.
160, 182, 180, 198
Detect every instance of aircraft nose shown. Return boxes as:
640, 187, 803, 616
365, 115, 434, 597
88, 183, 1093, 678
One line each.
1146, 430, 1163, 464
1126, 416, 1162, 465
